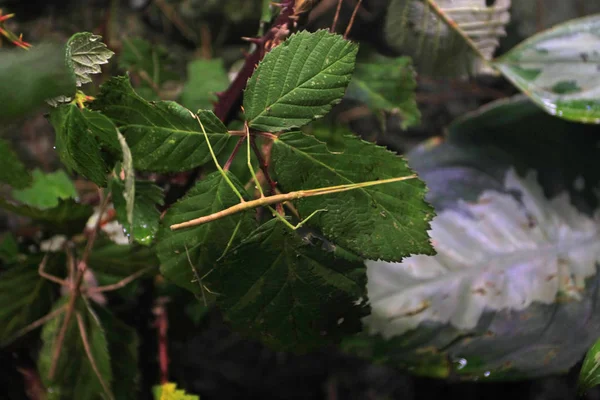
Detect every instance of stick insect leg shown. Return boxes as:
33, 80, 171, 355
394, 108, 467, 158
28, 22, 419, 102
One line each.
76, 312, 115, 400
191, 111, 245, 202
85, 267, 153, 294
38, 253, 69, 287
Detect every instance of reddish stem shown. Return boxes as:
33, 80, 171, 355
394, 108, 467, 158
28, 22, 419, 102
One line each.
213, 0, 296, 123
250, 135, 277, 197
153, 297, 170, 385
224, 136, 246, 171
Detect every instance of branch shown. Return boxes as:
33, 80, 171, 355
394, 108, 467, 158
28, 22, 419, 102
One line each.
213, 0, 297, 123
48, 192, 111, 380
170, 174, 417, 230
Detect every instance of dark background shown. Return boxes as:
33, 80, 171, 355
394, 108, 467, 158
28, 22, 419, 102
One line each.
1, 1, 600, 399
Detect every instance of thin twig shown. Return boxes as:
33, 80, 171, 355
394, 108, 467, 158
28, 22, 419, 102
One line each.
331, 0, 343, 33
154, 0, 198, 43
153, 297, 170, 384
423, 0, 490, 64
86, 267, 153, 293
48, 193, 111, 380
38, 254, 68, 287
224, 136, 246, 171
171, 174, 417, 230
250, 135, 277, 196
76, 313, 115, 400
1, 306, 67, 347
344, 0, 362, 39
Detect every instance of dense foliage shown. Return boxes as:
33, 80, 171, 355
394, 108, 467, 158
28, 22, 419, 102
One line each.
1, 0, 600, 398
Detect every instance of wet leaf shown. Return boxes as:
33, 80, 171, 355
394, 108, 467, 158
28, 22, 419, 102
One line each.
494, 14, 600, 123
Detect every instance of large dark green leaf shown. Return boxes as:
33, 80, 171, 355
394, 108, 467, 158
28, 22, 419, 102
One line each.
87, 240, 158, 278
345, 56, 420, 129
494, 14, 600, 124
92, 76, 235, 172
95, 307, 140, 400
272, 131, 434, 261
244, 30, 358, 132
346, 96, 600, 380
0, 138, 30, 188
112, 179, 164, 246
50, 104, 120, 186
38, 298, 113, 399
0, 198, 92, 235
0, 255, 57, 344
210, 219, 368, 351
157, 171, 257, 295
0, 44, 75, 120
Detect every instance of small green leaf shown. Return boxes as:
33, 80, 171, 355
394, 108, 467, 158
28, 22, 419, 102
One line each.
11, 170, 77, 209
156, 171, 257, 295
244, 29, 358, 132
67, 32, 114, 87
346, 56, 420, 129
494, 14, 600, 124
210, 219, 368, 351
112, 179, 164, 246
50, 104, 120, 186
0, 255, 57, 344
92, 76, 235, 172
181, 59, 229, 112
0, 45, 75, 119
579, 337, 600, 394
153, 382, 200, 400
38, 298, 113, 400
0, 138, 30, 188
272, 131, 434, 261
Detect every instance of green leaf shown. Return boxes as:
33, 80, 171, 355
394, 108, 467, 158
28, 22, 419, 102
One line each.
50, 104, 120, 186
95, 307, 140, 399
11, 170, 77, 209
579, 337, 600, 394
156, 171, 257, 295
244, 29, 358, 132
209, 219, 368, 351
67, 32, 114, 88
494, 14, 600, 124
0, 255, 56, 344
384, 0, 511, 76
87, 239, 158, 278
271, 131, 434, 261
0, 138, 30, 188
153, 382, 200, 400
92, 76, 235, 172
346, 56, 420, 129
0, 44, 75, 119
112, 179, 164, 246
38, 298, 113, 400
119, 37, 178, 85
0, 199, 92, 235
0, 234, 19, 265
180, 59, 229, 112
